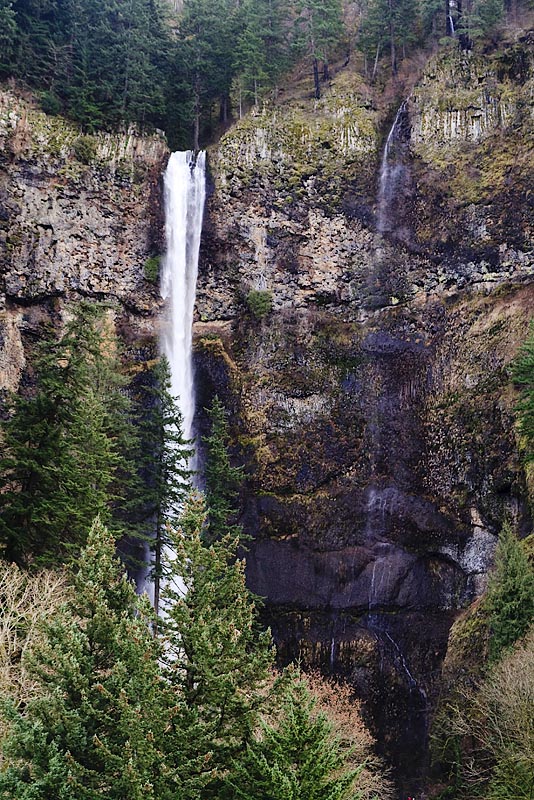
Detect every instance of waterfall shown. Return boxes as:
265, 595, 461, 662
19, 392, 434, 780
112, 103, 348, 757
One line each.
137, 151, 206, 607
161, 150, 206, 450
376, 101, 408, 234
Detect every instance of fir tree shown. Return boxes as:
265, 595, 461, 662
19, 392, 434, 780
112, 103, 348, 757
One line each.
223, 670, 365, 800
512, 322, 534, 463
485, 520, 534, 662
294, 0, 343, 98
0, 305, 138, 565
161, 493, 274, 798
0, 0, 17, 75
133, 356, 194, 613
234, 0, 291, 108
359, 0, 419, 78
203, 395, 244, 543
0, 519, 170, 799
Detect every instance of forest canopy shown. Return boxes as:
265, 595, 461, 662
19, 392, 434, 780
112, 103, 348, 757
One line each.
0, 0, 512, 147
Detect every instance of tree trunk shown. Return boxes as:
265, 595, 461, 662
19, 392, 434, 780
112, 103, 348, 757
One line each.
372, 42, 381, 81
313, 57, 320, 99
193, 83, 200, 151
219, 95, 228, 123
154, 516, 161, 619
193, 109, 200, 152
322, 60, 329, 82
388, 0, 397, 74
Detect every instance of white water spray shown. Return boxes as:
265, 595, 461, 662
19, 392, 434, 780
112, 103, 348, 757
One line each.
137, 151, 206, 608
376, 101, 408, 234
161, 150, 206, 450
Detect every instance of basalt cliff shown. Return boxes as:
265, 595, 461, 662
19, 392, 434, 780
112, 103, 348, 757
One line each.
1, 29, 534, 792
194, 33, 534, 787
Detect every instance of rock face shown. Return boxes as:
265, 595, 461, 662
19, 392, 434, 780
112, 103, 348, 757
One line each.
195, 34, 534, 787
0, 88, 168, 396
1, 29, 533, 792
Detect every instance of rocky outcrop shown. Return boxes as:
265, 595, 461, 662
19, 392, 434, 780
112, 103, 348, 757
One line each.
0, 88, 168, 395
195, 32, 534, 787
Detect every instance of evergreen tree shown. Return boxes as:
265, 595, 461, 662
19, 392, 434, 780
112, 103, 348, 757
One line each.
161, 493, 274, 798
223, 670, 365, 800
178, 0, 241, 148
512, 322, 534, 463
294, 0, 343, 98
134, 356, 194, 612
234, 0, 291, 108
455, 0, 504, 46
359, 0, 419, 78
0, 305, 138, 565
203, 395, 244, 543
0, 0, 17, 75
0, 519, 171, 799
485, 521, 534, 662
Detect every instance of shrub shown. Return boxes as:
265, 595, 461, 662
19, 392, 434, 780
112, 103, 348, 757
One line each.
40, 91, 61, 116
73, 135, 97, 164
144, 255, 161, 283
246, 289, 272, 318
485, 521, 534, 662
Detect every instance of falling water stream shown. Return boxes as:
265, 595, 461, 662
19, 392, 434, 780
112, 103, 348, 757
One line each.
161, 150, 207, 450
376, 101, 408, 234
363, 100, 428, 792
138, 151, 206, 606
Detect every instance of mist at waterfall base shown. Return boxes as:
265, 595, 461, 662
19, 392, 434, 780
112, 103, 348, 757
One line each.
138, 150, 206, 604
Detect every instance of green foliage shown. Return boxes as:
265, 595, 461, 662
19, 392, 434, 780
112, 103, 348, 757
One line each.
73, 134, 97, 164
223, 670, 365, 800
0, 0, 17, 75
439, 627, 534, 799
234, 0, 292, 105
39, 90, 61, 116
133, 356, 194, 611
246, 288, 273, 318
294, 0, 343, 97
359, 0, 420, 76
160, 493, 275, 797
456, 0, 505, 44
0, 518, 168, 799
512, 322, 534, 462
0, 304, 138, 566
203, 395, 245, 542
485, 521, 534, 662
4, 0, 169, 131
143, 254, 161, 283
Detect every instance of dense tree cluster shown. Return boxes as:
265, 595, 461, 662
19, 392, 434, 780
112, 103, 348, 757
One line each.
512, 321, 534, 463
1, 0, 511, 145
432, 521, 534, 799
0, 504, 391, 798
0, 309, 391, 795
0, 305, 188, 570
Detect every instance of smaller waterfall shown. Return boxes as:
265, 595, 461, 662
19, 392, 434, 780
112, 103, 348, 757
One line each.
161, 151, 206, 451
376, 101, 408, 234
448, 14, 455, 35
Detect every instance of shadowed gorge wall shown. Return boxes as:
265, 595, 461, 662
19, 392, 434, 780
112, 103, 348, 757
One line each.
194, 34, 534, 787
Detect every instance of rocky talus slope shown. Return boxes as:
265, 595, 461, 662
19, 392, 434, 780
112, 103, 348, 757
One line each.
195, 33, 534, 786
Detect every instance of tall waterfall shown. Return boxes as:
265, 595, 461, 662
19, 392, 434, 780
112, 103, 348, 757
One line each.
161, 151, 206, 450
376, 101, 408, 234
137, 151, 206, 609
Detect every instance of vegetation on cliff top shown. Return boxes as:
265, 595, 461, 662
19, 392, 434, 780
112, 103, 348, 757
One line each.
0, 0, 520, 147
